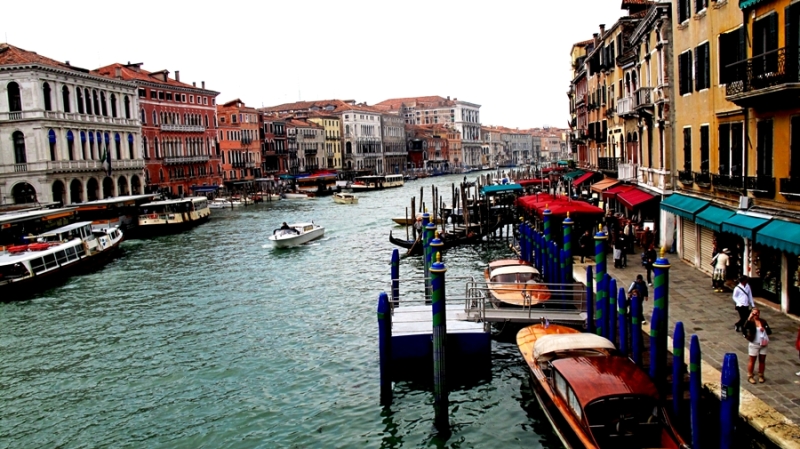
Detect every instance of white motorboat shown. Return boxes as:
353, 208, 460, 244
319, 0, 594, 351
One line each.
268, 222, 325, 248
209, 198, 242, 209
281, 192, 314, 200
333, 192, 358, 204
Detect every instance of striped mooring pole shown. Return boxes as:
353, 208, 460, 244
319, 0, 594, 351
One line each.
562, 214, 573, 283
672, 322, 685, 419
690, 335, 701, 449
653, 247, 671, 380
424, 222, 437, 301
543, 207, 552, 282
720, 353, 740, 449
586, 265, 595, 334
391, 249, 400, 308
377, 291, 392, 405
429, 251, 450, 434
594, 226, 608, 336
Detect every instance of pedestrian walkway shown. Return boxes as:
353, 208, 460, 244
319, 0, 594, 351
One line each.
572, 246, 800, 426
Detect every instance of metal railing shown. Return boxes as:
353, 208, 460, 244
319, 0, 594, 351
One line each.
598, 157, 619, 172
163, 155, 210, 165
694, 172, 711, 187
617, 96, 635, 116
779, 177, 800, 196
634, 87, 653, 109
678, 169, 694, 185
725, 47, 797, 96
746, 176, 775, 196
160, 124, 205, 132
711, 174, 745, 192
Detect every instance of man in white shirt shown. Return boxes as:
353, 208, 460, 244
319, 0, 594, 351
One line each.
713, 248, 731, 292
733, 275, 755, 332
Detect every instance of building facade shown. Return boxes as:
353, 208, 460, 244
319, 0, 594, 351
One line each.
307, 114, 342, 170
0, 44, 145, 206
261, 114, 288, 174
381, 113, 407, 174
217, 99, 262, 189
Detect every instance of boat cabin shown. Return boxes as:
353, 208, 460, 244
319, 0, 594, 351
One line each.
33, 222, 94, 244
488, 265, 541, 283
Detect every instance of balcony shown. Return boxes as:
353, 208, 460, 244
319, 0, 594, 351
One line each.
617, 96, 635, 117
618, 161, 638, 181
725, 47, 800, 108
163, 155, 210, 165
160, 124, 206, 132
638, 167, 672, 192
694, 172, 711, 188
0, 159, 145, 174
0, 110, 139, 126
711, 174, 745, 192
604, 106, 616, 119
598, 157, 619, 176
634, 87, 653, 109
678, 169, 694, 185
746, 176, 775, 197
304, 149, 318, 156
780, 177, 800, 198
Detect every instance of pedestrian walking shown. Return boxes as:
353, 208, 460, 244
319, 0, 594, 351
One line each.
742, 308, 772, 384
712, 248, 731, 292
579, 230, 592, 263
733, 275, 755, 332
617, 233, 628, 267
628, 274, 649, 325
613, 244, 623, 269
644, 245, 657, 286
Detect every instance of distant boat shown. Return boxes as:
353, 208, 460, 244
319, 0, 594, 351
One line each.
135, 197, 211, 237
281, 192, 314, 200
391, 214, 443, 226
209, 198, 242, 209
268, 222, 325, 248
350, 174, 404, 191
333, 192, 358, 204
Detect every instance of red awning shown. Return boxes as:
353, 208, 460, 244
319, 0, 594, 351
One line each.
602, 184, 636, 200
572, 172, 594, 187
518, 178, 551, 187
617, 188, 657, 210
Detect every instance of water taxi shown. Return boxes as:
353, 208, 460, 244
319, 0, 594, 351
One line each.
484, 259, 549, 307
350, 174, 404, 191
517, 324, 689, 449
209, 198, 242, 209
0, 221, 123, 300
268, 222, 325, 248
333, 192, 358, 204
74, 194, 158, 232
135, 197, 211, 237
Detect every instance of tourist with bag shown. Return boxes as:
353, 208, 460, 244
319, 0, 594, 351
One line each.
732, 275, 755, 332
712, 248, 730, 292
742, 308, 772, 384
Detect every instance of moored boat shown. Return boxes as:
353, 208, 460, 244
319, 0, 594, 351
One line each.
350, 174, 404, 191
135, 197, 211, 237
333, 192, 358, 204
209, 198, 242, 209
0, 221, 124, 300
281, 192, 314, 200
268, 222, 325, 248
516, 324, 689, 449
485, 260, 549, 307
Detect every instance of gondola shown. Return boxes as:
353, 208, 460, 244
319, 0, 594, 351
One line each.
388, 217, 502, 256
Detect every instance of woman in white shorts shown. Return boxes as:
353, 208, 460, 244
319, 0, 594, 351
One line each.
742, 308, 772, 384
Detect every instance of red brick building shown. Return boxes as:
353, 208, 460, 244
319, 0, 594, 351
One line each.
260, 114, 288, 175
216, 99, 261, 190
94, 63, 221, 197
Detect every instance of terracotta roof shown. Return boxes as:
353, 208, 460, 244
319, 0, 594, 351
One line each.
572, 39, 595, 48
374, 96, 456, 110
285, 118, 323, 129
93, 62, 215, 92
0, 43, 81, 72
622, 0, 650, 6
260, 99, 351, 114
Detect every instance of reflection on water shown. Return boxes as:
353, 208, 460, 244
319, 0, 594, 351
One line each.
0, 173, 559, 448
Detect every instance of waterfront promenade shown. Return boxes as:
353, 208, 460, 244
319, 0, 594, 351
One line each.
572, 248, 800, 447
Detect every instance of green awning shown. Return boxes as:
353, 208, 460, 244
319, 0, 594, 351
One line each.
695, 205, 735, 232
561, 170, 585, 180
755, 219, 800, 255
481, 184, 523, 195
721, 214, 771, 240
660, 193, 710, 220
557, 160, 569, 166
739, 0, 766, 9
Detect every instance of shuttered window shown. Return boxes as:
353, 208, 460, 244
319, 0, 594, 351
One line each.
695, 42, 710, 91
700, 125, 710, 173
683, 127, 692, 171
679, 0, 691, 23
719, 123, 731, 174
753, 13, 779, 75
719, 28, 745, 85
679, 50, 693, 95
695, 0, 707, 14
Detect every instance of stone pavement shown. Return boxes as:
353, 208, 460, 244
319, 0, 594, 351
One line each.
571, 247, 800, 425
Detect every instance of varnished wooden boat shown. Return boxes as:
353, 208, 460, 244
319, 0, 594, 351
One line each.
517, 324, 689, 449
484, 260, 550, 307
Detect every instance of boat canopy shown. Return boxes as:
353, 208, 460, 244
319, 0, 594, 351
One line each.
533, 333, 615, 361
490, 265, 540, 278
481, 184, 523, 195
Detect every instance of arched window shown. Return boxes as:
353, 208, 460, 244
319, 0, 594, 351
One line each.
128, 133, 134, 159
80, 131, 87, 160
42, 82, 52, 111
67, 130, 75, 161
100, 92, 108, 116
115, 133, 121, 160
88, 131, 95, 160
124, 96, 130, 119
205, 114, 209, 128
99, 131, 106, 160
76, 88, 84, 114
140, 108, 146, 124
143, 136, 149, 160
110, 93, 117, 118
155, 138, 160, 159
85, 88, 93, 115
152, 110, 157, 125
7, 82, 21, 112
12, 131, 26, 164
62, 86, 71, 113
48, 129, 57, 161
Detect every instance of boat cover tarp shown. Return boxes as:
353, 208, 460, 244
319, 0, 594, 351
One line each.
481, 184, 523, 195
533, 333, 616, 360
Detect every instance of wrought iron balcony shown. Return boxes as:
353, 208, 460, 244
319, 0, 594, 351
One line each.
694, 172, 711, 188
678, 169, 694, 185
725, 47, 800, 107
634, 87, 653, 109
604, 106, 615, 119
304, 148, 318, 155
711, 174, 745, 192
780, 177, 800, 198
163, 155, 210, 165
598, 157, 619, 175
746, 176, 775, 197
617, 96, 635, 117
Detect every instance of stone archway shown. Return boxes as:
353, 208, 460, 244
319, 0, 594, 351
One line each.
11, 182, 37, 204
51, 180, 65, 205
70, 179, 83, 204
102, 177, 115, 199
117, 175, 129, 196
131, 175, 141, 195
86, 178, 100, 202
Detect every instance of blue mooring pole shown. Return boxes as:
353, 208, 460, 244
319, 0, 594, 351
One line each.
631, 294, 643, 366
672, 322, 685, 419
596, 275, 606, 337
422, 213, 431, 300
586, 265, 595, 334
690, 335, 701, 449
608, 277, 617, 344
649, 307, 661, 383
429, 251, 450, 435
377, 292, 392, 405
617, 288, 627, 354
720, 353, 740, 449
594, 226, 608, 337
653, 248, 671, 387
391, 249, 400, 308
563, 214, 573, 283
424, 222, 436, 301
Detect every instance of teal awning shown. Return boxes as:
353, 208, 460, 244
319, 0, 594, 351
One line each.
481, 184, 523, 195
755, 219, 800, 255
740, 0, 766, 9
561, 170, 586, 180
695, 205, 735, 232
557, 160, 569, 166
721, 214, 771, 240
660, 193, 710, 220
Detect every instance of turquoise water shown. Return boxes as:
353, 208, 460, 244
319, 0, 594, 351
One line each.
0, 173, 561, 448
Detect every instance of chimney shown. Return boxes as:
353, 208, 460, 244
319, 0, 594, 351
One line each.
593, 33, 599, 46
599, 24, 605, 36
175, 70, 180, 82
65, 60, 70, 66
192, 82, 196, 87
447, 96, 450, 100
115, 67, 122, 78
202, 81, 205, 89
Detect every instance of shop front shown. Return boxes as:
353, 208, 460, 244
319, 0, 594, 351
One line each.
695, 205, 736, 277
754, 218, 800, 314
660, 193, 711, 268
720, 212, 772, 298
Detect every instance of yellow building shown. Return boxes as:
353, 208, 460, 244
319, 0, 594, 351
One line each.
669, 0, 800, 313
308, 114, 342, 170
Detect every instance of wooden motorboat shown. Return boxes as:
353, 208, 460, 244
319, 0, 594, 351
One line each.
389, 217, 503, 256
350, 174, 404, 191
485, 262, 549, 307
517, 324, 689, 449
333, 192, 358, 204
268, 222, 325, 248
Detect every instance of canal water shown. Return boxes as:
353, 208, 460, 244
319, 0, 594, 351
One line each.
0, 172, 563, 448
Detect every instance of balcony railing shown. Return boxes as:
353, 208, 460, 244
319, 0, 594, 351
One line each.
160, 124, 206, 132
304, 149, 317, 155
0, 159, 145, 174
634, 87, 653, 109
618, 162, 638, 181
711, 174, 745, 192
604, 106, 616, 119
598, 157, 619, 173
617, 97, 635, 116
779, 177, 800, 197
163, 155, 210, 165
694, 172, 711, 187
725, 47, 797, 96
0, 110, 139, 126
746, 176, 775, 197
678, 169, 694, 185
638, 167, 671, 191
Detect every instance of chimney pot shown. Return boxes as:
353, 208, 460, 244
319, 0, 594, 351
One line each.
65, 60, 70, 65
192, 82, 196, 87
175, 70, 180, 82
202, 81, 205, 89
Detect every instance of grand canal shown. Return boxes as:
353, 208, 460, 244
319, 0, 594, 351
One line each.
1, 172, 562, 448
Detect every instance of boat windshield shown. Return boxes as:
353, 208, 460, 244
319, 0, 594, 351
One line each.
274, 228, 300, 236
585, 396, 663, 447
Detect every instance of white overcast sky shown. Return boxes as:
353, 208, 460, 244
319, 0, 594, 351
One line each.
2, 0, 625, 129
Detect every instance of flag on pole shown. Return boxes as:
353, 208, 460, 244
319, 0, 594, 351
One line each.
101, 145, 112, 177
